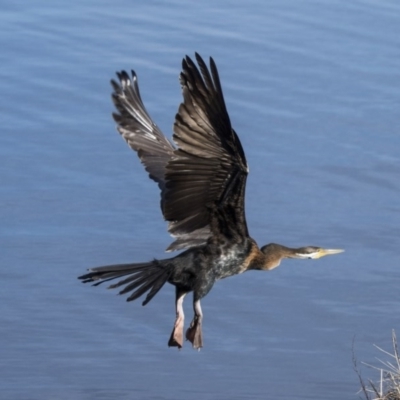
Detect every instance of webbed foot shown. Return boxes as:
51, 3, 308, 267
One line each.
186, 317, 203, 350
168, 315, 184, 349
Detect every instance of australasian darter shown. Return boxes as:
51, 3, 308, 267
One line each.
79, 53, 343, 350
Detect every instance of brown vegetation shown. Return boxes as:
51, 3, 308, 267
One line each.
354, 331, 400, 400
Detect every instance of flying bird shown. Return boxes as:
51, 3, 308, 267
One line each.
79, 53, 343, 350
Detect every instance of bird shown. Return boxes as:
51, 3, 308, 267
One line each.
78, 53, 344, 350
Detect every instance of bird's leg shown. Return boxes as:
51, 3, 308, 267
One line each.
186, 299, 203, 350
168, 289, 187, 349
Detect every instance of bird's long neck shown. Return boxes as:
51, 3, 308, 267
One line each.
252, 243, 298, 271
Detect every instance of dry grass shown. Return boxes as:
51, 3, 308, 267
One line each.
354, 331, 400, 400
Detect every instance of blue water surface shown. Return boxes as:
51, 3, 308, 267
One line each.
1, 1, 400, 399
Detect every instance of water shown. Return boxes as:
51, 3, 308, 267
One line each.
1, 1, 400, 399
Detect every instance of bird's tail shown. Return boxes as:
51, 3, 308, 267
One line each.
78, 259, 172, 306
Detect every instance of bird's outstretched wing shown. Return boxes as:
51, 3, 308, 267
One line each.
111, 54, 249, 252
164, 53, 249, 251
111, 71, 175, 193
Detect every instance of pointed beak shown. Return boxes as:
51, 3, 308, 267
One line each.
294, 247, 345, 259
318, 248, 344, 258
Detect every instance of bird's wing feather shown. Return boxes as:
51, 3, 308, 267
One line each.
111, 55, 249, 252
111, 71, 175, 192
163, 53, 249, 251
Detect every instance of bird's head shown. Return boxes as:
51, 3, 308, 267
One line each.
259, 243, 344, 270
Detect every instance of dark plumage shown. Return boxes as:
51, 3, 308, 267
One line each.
79, 53, 343, 349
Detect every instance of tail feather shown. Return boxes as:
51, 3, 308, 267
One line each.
119, 273, 154, 295
108, 273, 142, 289
143, 276, 167, 306
79, 262, 149, 284
126, 277, 161, 303
78, 259, 171, 305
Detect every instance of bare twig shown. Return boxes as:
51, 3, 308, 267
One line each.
354, 330, 400, 400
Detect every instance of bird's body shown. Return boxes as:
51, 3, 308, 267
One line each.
79, 53, 343, 349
